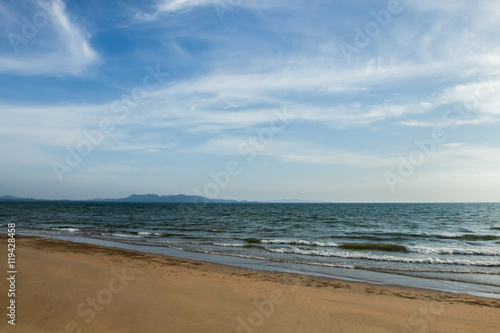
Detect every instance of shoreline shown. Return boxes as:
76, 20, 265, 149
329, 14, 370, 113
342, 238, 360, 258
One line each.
18, 231, 500, 300
1, 235, 500, 332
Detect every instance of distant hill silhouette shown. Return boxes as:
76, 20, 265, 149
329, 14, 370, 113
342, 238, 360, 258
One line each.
0, 194, 258, 203
1, 194, 327, 203
90, 194, 253, 203
0, 195, 34, 201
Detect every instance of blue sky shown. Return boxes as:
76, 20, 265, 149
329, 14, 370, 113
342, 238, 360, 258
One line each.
1, 0, 500, 202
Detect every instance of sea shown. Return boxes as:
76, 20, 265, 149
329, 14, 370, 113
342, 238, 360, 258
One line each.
2, 201, 500, 298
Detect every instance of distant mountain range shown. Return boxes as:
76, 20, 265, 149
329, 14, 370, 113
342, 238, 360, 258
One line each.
0, 194, 258, 203
0, 194, 327, 203
89, 194, 259, 203
0, 195, 36, 201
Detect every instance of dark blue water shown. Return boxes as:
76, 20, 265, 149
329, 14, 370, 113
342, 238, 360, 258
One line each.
2, 202, 500, 295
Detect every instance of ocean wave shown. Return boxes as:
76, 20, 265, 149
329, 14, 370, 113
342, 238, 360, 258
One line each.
340, 231, 426, 240
138, 231, 156, 236
407, 246, 500, 256
244, 238, 262, 243
435, 233, 499, 241
136, 231, 175, 237
260, 239, 340, 247
107, 233, 142, 238
248, 239, 406, 251
342, 231, 500, 242
250, 239, 403, 252
165, 246, 355, 269
338, 242, 500, 256
339, 243, 406, 252
51, 227, 80, 232
215, 242, 265, 249
378, 267, 500, 275
146, 239, 204, 246
213, 242, 246, 247
268, 247, 500, 267
248, 238, 500, 257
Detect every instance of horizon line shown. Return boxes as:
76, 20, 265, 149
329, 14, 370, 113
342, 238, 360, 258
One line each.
1, 194, 499, 204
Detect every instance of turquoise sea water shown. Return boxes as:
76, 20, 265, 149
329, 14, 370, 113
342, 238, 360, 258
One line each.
2, 202, 500, 296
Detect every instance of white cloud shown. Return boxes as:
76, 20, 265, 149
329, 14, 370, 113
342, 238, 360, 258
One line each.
292, 102, 432, 128
430, 144, 500, 167
134, 0, 298, 22
159, 64, 419, 97
191, 136, 393, 168
279, 150, 391, 168
385, 143, 500, 177
0, 103, 107, 147
274, 141, 392, 168
438, 77, 500, 115
0, 0, 98, 76
158, 0, 217, 12
398, 116, 500, 128
135, 0, 233, 21
130, 0, 500, 136
399, 75, 500, 127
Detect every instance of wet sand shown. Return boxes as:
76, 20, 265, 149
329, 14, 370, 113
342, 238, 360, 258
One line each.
1, 235, 499, 332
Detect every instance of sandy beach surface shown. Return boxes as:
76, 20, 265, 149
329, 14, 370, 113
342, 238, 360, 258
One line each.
1, 235, 499, 333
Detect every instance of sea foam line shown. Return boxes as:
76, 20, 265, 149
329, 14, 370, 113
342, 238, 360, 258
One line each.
51, 227, 80, 232
260, 239, 340, 247
268, 247, 500, 267
407, 246, 500, 256
250, 239, 500, 256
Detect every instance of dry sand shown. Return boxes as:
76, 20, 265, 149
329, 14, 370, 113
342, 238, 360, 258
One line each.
1, 235, 499, 332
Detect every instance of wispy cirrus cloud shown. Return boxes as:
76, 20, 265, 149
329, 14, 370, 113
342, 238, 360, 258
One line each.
398, 75, 500, 127
135, 0, 230, 21
0, 0, 98, 76
191, 136, 393, 168
134, 0, 292, 22
158, 0, 220, 12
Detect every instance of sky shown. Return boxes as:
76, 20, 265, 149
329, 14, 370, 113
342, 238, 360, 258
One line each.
1, 0, 500, 202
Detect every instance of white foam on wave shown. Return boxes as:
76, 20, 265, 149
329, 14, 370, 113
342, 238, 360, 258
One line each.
110, 231, 165, 237
268, 247, 500, 267
52, 227, 80, 232
261, 239, 340, 247
407, 246, 500, 256
146, 239, 185, 245
137, 231, 165, 236
260, 239, 500, 257
110, 233, 142, 238
167, 246, 355, 269
213, 242, 246, 247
